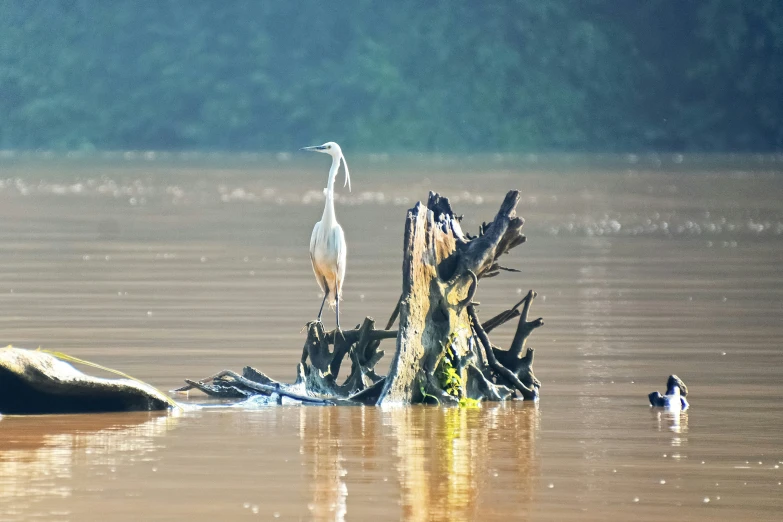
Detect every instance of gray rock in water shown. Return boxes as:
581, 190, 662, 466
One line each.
0, 347, 175, 414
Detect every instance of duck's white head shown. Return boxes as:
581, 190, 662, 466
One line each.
300, 141, 351, 192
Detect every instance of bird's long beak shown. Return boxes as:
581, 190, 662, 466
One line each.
300, 145, 326, 152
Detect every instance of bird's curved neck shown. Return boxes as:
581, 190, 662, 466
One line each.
322, 154, 340, 225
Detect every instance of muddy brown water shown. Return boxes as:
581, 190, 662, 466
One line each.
0, 155, 782, 521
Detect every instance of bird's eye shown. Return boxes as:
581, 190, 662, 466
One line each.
327, 145, 331, 149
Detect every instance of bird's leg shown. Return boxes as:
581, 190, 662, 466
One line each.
316, 291, 328, 323
335, 286, 345, 341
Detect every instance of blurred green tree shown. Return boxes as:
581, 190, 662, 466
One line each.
0, 1, 780, 151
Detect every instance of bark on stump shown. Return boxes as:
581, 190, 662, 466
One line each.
379, 190, 540, 404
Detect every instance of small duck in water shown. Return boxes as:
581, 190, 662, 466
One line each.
648, 375, 689, 412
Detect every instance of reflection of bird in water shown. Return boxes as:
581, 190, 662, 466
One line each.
301, 142, 351, 331
648, 375, 689, 412
299, 407, 348, 522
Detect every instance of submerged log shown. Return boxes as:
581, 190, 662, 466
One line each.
181, 190, 544, 406
0, 347, 175, 414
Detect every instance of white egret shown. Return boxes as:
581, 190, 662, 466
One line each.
300, 141, 351, 330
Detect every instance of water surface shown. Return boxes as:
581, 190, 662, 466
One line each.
1, 155, 782, 520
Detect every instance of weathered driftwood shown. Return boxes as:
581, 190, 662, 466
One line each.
0, 347, 175, 414
181, 190, 543, 406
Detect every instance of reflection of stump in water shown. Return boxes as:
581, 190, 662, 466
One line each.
387, 405, 539, 521
298, 405, 540, 520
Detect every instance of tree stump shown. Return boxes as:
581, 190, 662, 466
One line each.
180, 190, 543, 406
379, 190, 540, 404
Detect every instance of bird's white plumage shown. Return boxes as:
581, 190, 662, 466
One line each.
309, 219, 346, 305
302, 141, 350, 323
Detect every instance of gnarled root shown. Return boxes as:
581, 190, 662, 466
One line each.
468, 290, 543, 400
177, 317, 394, 404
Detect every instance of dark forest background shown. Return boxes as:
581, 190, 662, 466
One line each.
0, 1, 781, 152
